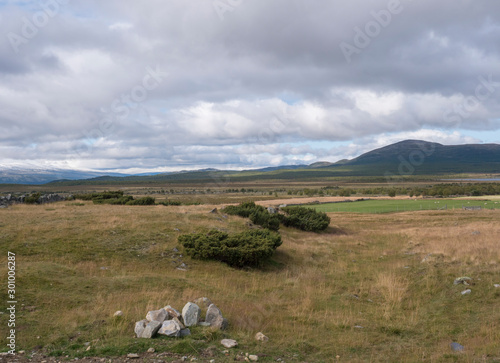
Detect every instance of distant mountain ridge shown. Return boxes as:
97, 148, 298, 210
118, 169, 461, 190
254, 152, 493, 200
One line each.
1, 140, 499, 185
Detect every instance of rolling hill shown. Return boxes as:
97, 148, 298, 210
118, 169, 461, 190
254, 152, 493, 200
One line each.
2, 140, 500, 185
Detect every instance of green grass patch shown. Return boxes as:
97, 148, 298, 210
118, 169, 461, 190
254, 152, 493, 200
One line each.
309, 198, 500, 214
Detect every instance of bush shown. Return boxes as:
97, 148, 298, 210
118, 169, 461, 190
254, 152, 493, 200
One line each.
74, 191, 124, 201
74, 191, 154, 206
279, 206, 330, 232
126, 196, 155, 205
179, 229, 282, 267
222, 201, 265, 218
24, 192, 41, 204
249, 210, 280, 231
223, 202, 280, 231
159, 200, 182, 206
93, 196, 133, 205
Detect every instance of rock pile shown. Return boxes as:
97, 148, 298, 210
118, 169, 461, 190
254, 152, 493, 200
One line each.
135, 298, 227, 339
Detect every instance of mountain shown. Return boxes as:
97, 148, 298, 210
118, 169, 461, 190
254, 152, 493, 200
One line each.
0, 165, 129, 185
2, 140, 499, 185
326, 140, 500, 174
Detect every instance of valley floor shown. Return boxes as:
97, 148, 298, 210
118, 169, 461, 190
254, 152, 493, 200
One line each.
1, 200, 499, 362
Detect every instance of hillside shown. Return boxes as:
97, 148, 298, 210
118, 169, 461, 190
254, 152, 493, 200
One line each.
3, 140, 500, 186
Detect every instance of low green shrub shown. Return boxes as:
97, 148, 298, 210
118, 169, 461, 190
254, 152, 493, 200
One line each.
223, 202, 280, 231
179, 229, 282, 267
279, 206, 330, 232
158, 200, 182, 206
126, 197, 155, 205
24, 192, 41, 204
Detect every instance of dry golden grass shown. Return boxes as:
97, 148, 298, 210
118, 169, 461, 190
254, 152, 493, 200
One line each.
1, 202, 500, 362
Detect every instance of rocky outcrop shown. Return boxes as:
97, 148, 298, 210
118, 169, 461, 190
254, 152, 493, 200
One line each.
135, 298, 228, 339
0, 193, 69, 207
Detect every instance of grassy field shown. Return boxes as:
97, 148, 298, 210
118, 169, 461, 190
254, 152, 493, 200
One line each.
309, 198, 500, 214
1, 200, 500, 362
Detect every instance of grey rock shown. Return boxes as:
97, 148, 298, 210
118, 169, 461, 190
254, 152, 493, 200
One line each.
198, 322, 211, 327
206, 304, 227, 330
255, 332, 269, 342
134, 320, 148, 338
450, 342, 464, 352
180, 328, 191, 337
494, 284, 500, 288
182, 302, 201, 327
127, 353, 140, 359
146, 308, 169, 323
461, 289, 472, 295
140, 321, 162, 338
158, 319, 182, 337
147, 348, 155, 353
267, 207, 277, 214
164, 305, 181, 319
113, 310, 123, 317
220, 339, 238, 348
454, 277, 473, 285
248, 355, 259, 361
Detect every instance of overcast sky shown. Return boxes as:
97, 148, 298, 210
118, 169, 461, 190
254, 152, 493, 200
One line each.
1, 0, 500, 173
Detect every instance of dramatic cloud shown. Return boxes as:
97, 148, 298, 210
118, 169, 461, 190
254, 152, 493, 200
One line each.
0, 0, 499, 172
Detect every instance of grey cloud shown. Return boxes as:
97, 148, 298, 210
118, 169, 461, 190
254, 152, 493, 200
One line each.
0, 0, 499, 171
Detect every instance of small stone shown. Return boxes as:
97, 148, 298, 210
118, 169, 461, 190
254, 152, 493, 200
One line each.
461, 289, 472, 295
181, 356, 188, 362
180, 328, 191, 337
450, 342, 464, 352
248, 355, 259, 361
113, 310, 123, 317
454, 277, 473, 285
173, 247, 179, 252
255, 332, 268, 342
141, 321, 162, 338
146, 308, 169, 323
210, 208, 217, 213
147, 348, 155, 353
18, 351, 25, 355
198, 322, 211, 327
182, 302, 201, 327
494, 284, 500, 288
127, 353, 140, 359
221, 339, 238, 348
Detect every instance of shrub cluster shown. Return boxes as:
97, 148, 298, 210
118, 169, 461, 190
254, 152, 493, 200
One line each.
279, 206, 330, 232
222, 202, 280, 231
179, 229, 282, 268
24, 192, 41, 204
158, 200, 182, 206
74, 191, 155, 205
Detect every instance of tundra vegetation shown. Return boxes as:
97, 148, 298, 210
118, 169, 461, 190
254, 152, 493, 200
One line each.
0, 183, 499, 362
